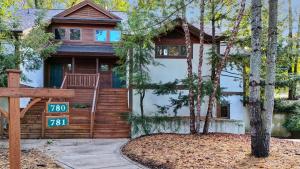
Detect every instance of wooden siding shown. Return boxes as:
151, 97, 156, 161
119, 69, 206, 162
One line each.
20, 88, 129, 139
75, 58, 97, 74
154, 27, 199, 45
50, 24, 116, 45
66, 5, 110, 19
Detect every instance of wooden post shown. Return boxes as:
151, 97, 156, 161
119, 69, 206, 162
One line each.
96, 58, 99, 73
72, 57, 75, 73
7, 69, 21, 169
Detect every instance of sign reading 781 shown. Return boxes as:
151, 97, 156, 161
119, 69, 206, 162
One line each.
46, 102, 69, 113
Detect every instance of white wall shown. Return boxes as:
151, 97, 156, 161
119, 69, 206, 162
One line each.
132, 43, 245, 118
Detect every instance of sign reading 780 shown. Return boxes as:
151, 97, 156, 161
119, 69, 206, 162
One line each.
46, 102, 69, 113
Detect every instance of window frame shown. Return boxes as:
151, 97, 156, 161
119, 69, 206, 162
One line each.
155, 45, 189, 59
95, 29, 108, 43
220, 102, 230, 119
69, 28, 81, 41
54, 28, 67, 40
109, 30, 121, 42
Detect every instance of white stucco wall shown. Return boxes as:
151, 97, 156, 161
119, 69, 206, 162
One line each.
132, 43, 245, 120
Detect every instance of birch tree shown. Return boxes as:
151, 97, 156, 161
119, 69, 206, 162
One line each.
203, 0, 246, 134
259, 0, 278, 158
288, 0, 296, 99
181, 0, 196, 134
196, 0, 205, 132
249, 0, 262, 157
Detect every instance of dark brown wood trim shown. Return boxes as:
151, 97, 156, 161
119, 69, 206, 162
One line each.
155, 56, 187, 59
52, 18, 119, 25
222, 92, 244, 96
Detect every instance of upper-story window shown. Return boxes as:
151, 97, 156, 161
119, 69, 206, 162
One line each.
54, 28, 66, 40
70, 28, 81, 40
110, 30, 121, 42
95, 30, 107, 42
156, 45, 187, 58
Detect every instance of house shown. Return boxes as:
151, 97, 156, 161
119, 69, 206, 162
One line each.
2, 0, 247, 138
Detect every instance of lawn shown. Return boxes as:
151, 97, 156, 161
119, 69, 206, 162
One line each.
0, 149, 61, 169
122, 134, 300, 169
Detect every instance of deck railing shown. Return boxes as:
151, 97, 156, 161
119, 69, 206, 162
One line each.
66, 73, 98, 88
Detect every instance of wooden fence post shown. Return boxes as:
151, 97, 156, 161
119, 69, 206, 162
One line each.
7, 69, 21, 169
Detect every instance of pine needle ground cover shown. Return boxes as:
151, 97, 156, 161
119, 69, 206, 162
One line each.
0, 149, 62, 169
122, 134, 300, 169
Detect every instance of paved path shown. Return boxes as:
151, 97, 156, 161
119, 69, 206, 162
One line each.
1, 139, 146, 169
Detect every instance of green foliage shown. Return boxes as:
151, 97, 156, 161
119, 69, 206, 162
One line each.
0, 55, 17, 87
72, 103, 90, 108
274, 100, 300, 132
0, 9, 59, 86
128, 114, 186, 136
152, 75, 221, 116
274, 100, 300, 114
284, 113, 300, 132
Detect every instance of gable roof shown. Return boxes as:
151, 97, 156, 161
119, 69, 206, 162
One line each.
155, 18, 225, 43
54, 0, 121, 20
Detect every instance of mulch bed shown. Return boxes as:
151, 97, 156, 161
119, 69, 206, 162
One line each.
122, 133, 300, 169
0, 149, 62, 169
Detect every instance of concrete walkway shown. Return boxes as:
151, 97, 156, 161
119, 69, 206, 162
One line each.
0, 139, 146, 169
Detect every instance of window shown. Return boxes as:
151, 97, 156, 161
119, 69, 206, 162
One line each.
220, 102, 230, 119
99, 64, 109, 71
110, 30, 121, 42
95, 30, 107, 42
70, 28, 81, 40
156, 46, 168, 56
54, 28, 66, 40
155, 45, 187, 58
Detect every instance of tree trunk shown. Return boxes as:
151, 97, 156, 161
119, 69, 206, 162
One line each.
250, 0, 271, 158
295, 15, 300, 96
181, 0, 196, 134
196, 0, 205, 132
140, 90, 145, 118
288, 0, 296, 99
203, 0, 246, 134
261, 0, 278, 158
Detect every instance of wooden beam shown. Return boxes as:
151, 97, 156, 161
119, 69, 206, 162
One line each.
7, 69, 21, 169
20, 98, 41, 118
72, 57, 75, 73
0, 88, 75, 98
96, 58, 99, 73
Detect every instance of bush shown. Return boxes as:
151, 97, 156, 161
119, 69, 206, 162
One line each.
283, 113, 300, 132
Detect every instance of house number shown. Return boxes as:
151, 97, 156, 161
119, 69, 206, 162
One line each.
46, 102, 69, 113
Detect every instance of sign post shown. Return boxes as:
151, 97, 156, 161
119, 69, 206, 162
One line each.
0, 69, 75, 169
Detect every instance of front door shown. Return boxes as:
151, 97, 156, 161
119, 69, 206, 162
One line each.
49, 64, 63, 88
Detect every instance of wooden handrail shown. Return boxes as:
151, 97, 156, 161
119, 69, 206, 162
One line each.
41, 74, 68, 138
90, 73, 100, 138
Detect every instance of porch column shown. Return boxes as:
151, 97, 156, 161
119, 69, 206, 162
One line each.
72, 57, 75, 73
96, 58, 99, 73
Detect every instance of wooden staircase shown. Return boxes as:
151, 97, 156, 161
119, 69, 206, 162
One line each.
93, 88, 130, 138
19, 73, 130, 139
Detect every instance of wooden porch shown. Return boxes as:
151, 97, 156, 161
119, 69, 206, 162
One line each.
21, 73, 130, 138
